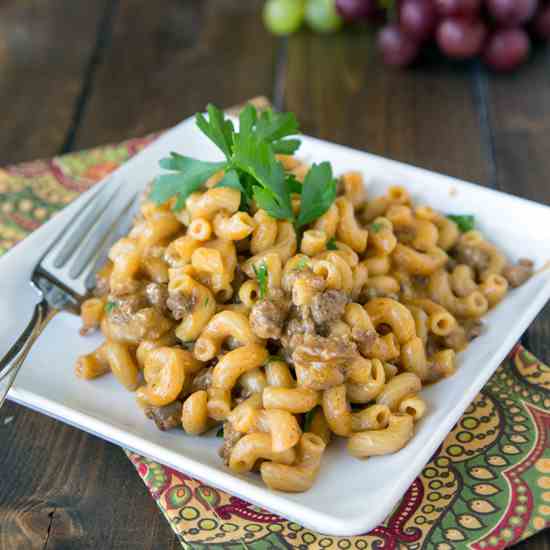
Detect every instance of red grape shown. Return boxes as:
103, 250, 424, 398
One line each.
531, 4, 550, 39
400, 0, 437, 41
486, 0, 538, 26
436, 17, 486, 58
434, 0, 481, 18
378, 24, 420, 66
336, 0, 376, 20
483, 28, 530, 70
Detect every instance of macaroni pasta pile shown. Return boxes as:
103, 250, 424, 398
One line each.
76, 109, 534, 493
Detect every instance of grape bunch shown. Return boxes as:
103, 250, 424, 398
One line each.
262, 0, 550, 71
375, 0, 550, 70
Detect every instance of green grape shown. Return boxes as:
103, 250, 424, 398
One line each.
305, 0, 343, 33
263, 0, 305, 36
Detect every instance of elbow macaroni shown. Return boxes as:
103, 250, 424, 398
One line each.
77, 157, 532, 493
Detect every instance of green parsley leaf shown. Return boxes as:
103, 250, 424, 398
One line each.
255, 109, 299, 143
326, 237, 338, 250
150, 153, 226, 211
216, 426, 224, 438
196, 104, 235, 159
105, 301, 117, 314
214, 169, 242, 191
447, 214, 475, 233
303, 408, 316, 432
286, 174, 303, 195
239, 104, 258, 138
251, 108, 301, 155
253, 261, 269, 299
296, 162, 337, 228
272, 139, 301, 155
251, 187, 289, 220
204, 297, 210, 307
233, 132, 294, 220
371, 222, 383, 233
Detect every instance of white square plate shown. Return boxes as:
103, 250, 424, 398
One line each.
3, 115, 550, 536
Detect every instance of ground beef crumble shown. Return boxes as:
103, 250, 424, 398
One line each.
190, 367, 213, 393
291, 334, 357, 367
145, 282, 168, 313
310, 290, 348, 325
144, 401, 182, 431
219, 422, 243, 465
454, 244, 490, 273
109, 292, 148, 324
250, 298, 290, 339
166, 291, 196, 320
502, 259, 534, 288
464, 319, 484, 341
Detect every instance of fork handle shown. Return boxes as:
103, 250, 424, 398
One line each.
0, 301, 47, 379
0, 301, 55, 410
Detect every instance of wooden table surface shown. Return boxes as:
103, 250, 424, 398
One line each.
0, 1, 549, 548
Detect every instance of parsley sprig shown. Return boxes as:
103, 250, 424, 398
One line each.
150, 104, 337, 228
370, 222, 383, 233
326, 237, 338, 250
253, 261, 269, 299
447, 214, 475, 233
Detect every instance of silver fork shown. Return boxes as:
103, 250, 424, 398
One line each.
0, 179, 138, 409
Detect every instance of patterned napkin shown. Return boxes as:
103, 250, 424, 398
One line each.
1, 119, 549, 550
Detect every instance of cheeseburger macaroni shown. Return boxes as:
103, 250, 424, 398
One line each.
76, 159, 533, 493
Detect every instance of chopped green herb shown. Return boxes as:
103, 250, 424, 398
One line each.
253, 261, 269, 299
150, 103, 338, 226
303, 408, 316, 432
216, 426, 224, 438
204, 297, 210, 307
295, 258, 310, 271
447, 214, 475, 233
326, 237, 338, 250
370, 222, 383, 233
105, 301, 117, 314
266, 354, 285, 364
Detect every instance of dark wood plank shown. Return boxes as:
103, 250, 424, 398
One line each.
484, 49, 550, 203
515, 531, 550, 550
0, 401, 179, 550
483, 48, 550, 365
0, 0, 109, 165
73, 0, 278, 149
284, 30, 491, 190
